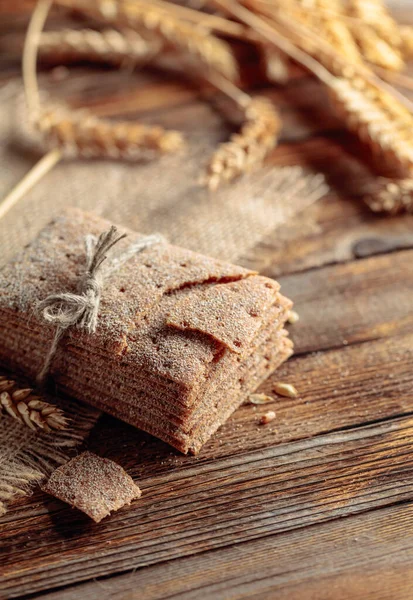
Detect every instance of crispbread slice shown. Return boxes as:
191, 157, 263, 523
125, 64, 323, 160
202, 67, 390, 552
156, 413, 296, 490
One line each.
41, 451, 141, 522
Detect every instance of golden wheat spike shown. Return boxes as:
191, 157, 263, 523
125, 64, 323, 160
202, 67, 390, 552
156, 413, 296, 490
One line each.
364, 177, 413, 214
39, 28, 161, 65
346, 0, 402, 46
55, 0, 238, 81
296, 0, 363, 64
33, 103, 184, 158
346, 0, 404, 71
0, 376, 69, 433
206, 96, 281, 190
329, 78, 413, 174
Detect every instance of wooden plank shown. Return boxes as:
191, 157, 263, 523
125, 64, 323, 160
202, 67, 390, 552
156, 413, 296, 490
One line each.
33, 502, 413, 600
85, 331, 413, 464
281, 248, 413, 355
2, 414, 413, 596
241, 194, 413, 276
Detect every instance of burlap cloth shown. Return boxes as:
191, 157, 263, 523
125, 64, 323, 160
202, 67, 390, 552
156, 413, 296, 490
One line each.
0, 79, 327, 513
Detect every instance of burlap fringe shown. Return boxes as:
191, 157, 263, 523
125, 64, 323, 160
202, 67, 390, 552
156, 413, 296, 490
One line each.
0, 398, 100, 515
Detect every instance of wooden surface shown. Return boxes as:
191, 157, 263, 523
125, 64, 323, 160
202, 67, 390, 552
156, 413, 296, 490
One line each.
1, 5, 413, 600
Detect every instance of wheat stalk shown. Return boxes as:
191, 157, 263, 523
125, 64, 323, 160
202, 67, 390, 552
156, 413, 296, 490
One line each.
364, 177, 413, 214
33, 103, 184, 158
0, 376, 69, 432
205, 95, 281, 190
39, 28, 162, 65
55, 0, 238, 81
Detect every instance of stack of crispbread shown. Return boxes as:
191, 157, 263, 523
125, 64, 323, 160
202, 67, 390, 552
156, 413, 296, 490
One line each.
0, 209, 293, 453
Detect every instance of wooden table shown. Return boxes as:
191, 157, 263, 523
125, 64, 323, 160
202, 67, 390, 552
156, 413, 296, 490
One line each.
1, 4, 413, 599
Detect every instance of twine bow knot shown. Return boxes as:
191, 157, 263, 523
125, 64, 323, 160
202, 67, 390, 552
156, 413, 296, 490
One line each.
36, 226, 164, 385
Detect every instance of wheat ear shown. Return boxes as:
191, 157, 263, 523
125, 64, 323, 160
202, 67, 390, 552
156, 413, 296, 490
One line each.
298, 0, 363, 64
0, 0, 186, 222
215, 0, 413, 172
55, 0, 238, 81
329, 78, 413, 174
0, 376, 69, 432
239, 0, 413, 114
39, 28, 161, 65
364, 177, 413, 214
206, 96, 281, 190
34, 103, 184, 158
345, 0, 404, 71
346, 0, 402, 47
348, 25, 404, 71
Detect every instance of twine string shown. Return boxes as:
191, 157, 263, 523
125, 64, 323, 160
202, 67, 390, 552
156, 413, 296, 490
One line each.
36, 226, 164, 385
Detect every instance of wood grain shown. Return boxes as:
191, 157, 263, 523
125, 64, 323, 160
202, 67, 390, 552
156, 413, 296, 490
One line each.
1, 244, 412, 595
281, 249, 413, 355
3, 415, 413, 597
1, 4, 413, 599
35, 503, 413, 600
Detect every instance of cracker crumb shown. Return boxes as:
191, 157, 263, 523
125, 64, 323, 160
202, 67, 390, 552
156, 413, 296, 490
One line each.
41, 451, 141, 522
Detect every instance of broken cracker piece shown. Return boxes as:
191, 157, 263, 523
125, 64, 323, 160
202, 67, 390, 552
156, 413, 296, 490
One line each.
41, 451, 141, 522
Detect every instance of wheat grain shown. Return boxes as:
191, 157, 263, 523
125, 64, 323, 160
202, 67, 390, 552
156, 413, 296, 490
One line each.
346, 0, 402, 47
261, 46, 290, 84
346, 0, 404, 71
55, 0, 238, 80
297, 0, 363, 63
364, 177, 413, 214
287, 310, 300, 323
211, 0, 413, 180
247, 393, 274, 405
329, 78, 413, 173
349, 25, 404, 71
33, 103, 184, 159
0, 376, 69, 432
400, 25, 413, 60
205, 96, 281, 190
39, 28, 161, 65
273, 382, 298, 398
345, 75, 413, 140
259, 410, 276, 424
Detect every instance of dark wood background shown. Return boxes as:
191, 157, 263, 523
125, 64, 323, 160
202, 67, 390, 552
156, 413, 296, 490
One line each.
1, 3, 413, 599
